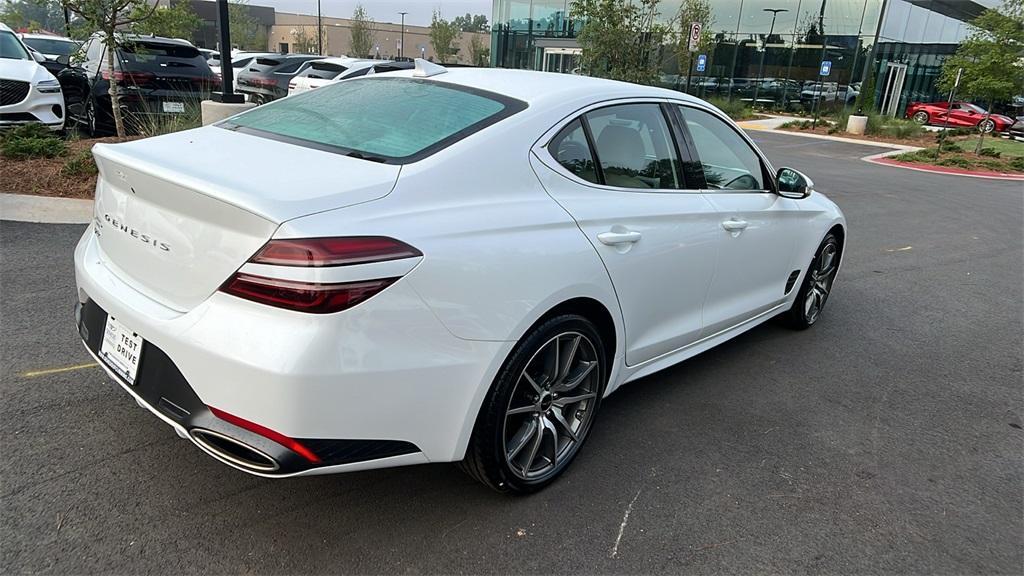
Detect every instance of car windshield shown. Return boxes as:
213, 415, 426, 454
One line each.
23, 37, 78, 56
222, 77, 525, 163
961, 103, 987, 114
0, 31, 31, 60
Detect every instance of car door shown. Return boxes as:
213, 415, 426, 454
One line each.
947, 103, 978, 128
56, 38, 97, 121
675, 104, 806, 335
531, 101, 721, 367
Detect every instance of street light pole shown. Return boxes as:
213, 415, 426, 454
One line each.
316, 0, 323, 54
212, 0, 242, 103
752, 8, 787, 108
398, 12, 407, 59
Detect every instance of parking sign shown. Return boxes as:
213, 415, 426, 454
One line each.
688, 22, 702, 52
696, 54, 707, 72
820, 60, 832, 76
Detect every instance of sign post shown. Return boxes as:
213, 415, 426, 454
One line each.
936, 67, 962, 161
812, 59, 832, 130
684, 22, 701, 94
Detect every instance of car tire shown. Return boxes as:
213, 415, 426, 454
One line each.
460, 314, 608, 494
978, 119, 996, 133
912, 111, 929, 125
785, 233, 840, 330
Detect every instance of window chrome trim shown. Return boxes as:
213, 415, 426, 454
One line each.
532, 97, 702, 195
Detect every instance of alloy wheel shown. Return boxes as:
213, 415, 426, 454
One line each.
502, 332, 601, 481
979, 119, 995, 134
912, 111, 929, 124
804, 240, 838, 325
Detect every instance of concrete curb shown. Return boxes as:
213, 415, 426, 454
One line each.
1, 193, 93, 225
863, 153, 1024, 181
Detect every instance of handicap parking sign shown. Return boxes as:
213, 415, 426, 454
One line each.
820, 60, 832, 76
696, 54, 707, 72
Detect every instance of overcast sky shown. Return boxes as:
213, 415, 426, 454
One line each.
257, 0, 493, 26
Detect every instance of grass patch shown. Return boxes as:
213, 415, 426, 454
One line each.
893, 146, 1024, 175
707, 97, 758, 122
955, 136, 1024, 158
0, 124, 67, 160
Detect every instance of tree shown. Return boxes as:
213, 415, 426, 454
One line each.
0, 0, 68, 34
937, 0, 1024, 151
674, 0, 714, 88
290, 26, 323, 54
228, 0, 265, 51
569, 0, 669, 85
468, 33, 489, 66
429, 10, 461, 63
130, 1, 200, 40
349, 3, 373, 58
452, 13, 489, 33
62, 0, 160, 137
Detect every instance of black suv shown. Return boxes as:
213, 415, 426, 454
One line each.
57, 33, 219, 135
236, 54, 321, 104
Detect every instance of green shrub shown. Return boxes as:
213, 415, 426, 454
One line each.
937, 140, 963, 153
780, 119, 814, 130
1, 124, 67, 159
1009, 156, 1024, 171
877, 119, 924, 139
936, 156, 973, 169
707, 97, 755, 121
978, 147, 1001, 158
61, 149, 98, 178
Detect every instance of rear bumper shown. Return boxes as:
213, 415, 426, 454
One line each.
74, 225, 508, 476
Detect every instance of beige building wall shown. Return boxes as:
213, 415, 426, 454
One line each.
268, 13, 488, 64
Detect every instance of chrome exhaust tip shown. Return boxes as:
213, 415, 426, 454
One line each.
190, 428, 280, 472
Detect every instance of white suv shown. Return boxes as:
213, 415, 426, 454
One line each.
0, 23, 65, 131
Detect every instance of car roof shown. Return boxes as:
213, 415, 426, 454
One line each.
373, 67, 700, 108
310, 56, 376, 66
19, 33, 76, 41
0, 23, 13, 33
90, 31, 195, 46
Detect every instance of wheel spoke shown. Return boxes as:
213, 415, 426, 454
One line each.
506, 418, 537, 461
554, 360, 596, 393
558, 335, 581, 382
521, 417, 544, 475
550, 410, 579, 443
523, 372, 543, 395
553, 391, 596, 408
542, 416, 559, 468
507, 404, 537, 416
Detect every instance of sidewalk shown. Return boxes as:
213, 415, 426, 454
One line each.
1, 193, 93, 225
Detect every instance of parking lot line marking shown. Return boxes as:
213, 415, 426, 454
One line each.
20, 362, 98, 378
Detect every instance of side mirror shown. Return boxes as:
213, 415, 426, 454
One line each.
776, 167, 813, 199
56, 54, 70, 66
31, 50, 46, 63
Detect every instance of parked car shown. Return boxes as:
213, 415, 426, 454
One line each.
74, 60, 845, 493
0, 23, 64, 131
1008, 115, 1024, 139
287, 59, 413, 95
907, 101, 1014, 133
208, 51, 275, 90
800, 81, 839, 108
286, 57, 375, 95
18, 33, 80, 61
57, 32, 219, 135
236, 54, 321, 104
24, 44, 66, 76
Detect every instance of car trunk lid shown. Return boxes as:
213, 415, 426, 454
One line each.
90, 126, 401, 311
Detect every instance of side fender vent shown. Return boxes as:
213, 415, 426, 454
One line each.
785, 270, 801, 294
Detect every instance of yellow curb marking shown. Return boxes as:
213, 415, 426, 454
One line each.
20, 362, 99, 378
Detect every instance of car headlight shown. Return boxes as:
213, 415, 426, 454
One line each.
36, 79, 62, 93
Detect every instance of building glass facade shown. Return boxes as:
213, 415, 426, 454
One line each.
491, 0, 997, 115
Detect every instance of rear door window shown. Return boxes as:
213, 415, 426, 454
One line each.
584, 104, 683, 190
222, 77, 526, 163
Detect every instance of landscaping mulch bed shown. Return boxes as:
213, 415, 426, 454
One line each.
1, 136, 125, 200
777, 123, 939, 148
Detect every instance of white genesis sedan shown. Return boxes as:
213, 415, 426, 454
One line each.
74, 60, 845, 493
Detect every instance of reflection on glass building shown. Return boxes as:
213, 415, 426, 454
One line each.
491, 0, 1000, 115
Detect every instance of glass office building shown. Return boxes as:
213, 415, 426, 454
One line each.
491, 0, 1000, 115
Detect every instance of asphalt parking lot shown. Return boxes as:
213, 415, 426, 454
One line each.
2, 131, 1021, 575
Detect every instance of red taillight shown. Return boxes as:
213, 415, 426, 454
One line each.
101, 70, 155, 86
251, 237, 422, 267
207, 406, 321, 463
220, 274, 397, 314
220, 236, 420, 313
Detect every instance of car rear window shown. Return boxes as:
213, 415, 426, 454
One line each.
295, 62, 345, 79
221, 77, 526, 163
119, 41, 208, 74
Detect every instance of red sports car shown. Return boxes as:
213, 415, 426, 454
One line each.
906, 101, 1015, 133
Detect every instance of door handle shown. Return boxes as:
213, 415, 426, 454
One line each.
597, 230, 642, 246
721, 219, 749, 232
